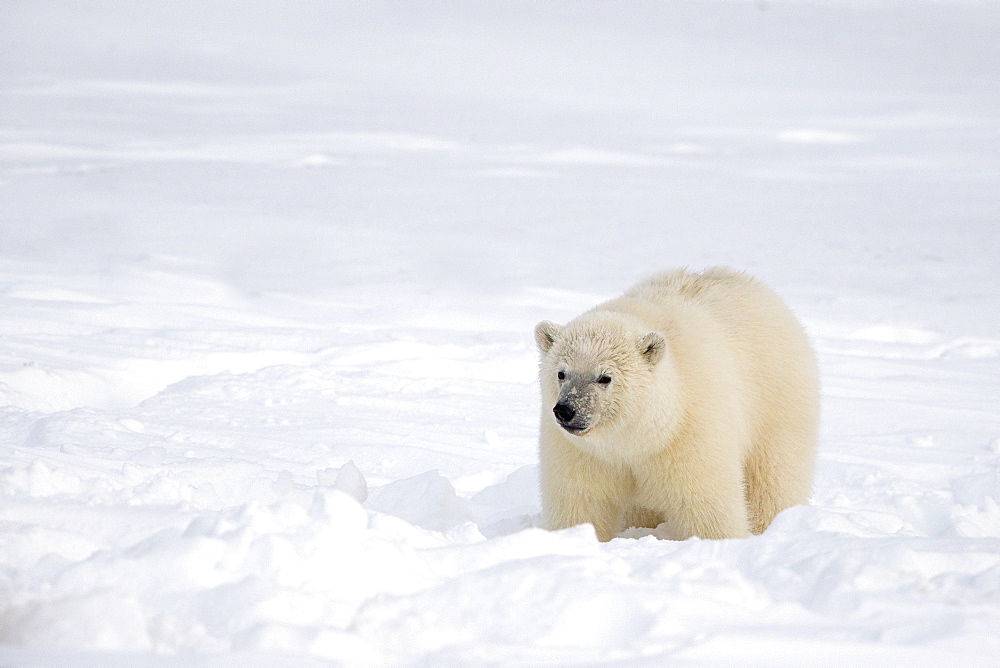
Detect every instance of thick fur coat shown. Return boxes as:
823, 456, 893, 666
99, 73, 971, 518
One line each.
534, 268, 819, 541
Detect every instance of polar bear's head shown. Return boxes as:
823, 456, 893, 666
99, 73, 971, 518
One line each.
534, 313, 667, 438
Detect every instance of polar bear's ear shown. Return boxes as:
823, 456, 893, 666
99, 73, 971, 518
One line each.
534, 321, 562, 354
639, 332, 666, 366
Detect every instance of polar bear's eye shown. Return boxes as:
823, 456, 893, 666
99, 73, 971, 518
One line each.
597, 374, 612, 385
557, 371, 566, 381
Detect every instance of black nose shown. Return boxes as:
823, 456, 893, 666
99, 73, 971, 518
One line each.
553, 402, 576, 425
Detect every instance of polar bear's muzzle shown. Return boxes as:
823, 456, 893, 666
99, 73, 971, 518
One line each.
553, 400, 591, 435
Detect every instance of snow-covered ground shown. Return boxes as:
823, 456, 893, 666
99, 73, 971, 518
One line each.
1, 1, 998, 664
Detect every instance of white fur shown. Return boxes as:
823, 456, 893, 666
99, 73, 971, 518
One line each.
535, 267, 819, 541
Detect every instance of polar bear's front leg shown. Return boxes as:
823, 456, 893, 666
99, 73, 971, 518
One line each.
637, 447, 753, 540
539, 431, 624, 542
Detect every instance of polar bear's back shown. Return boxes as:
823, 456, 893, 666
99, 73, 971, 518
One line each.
620, 266, 819, 465
624, 267, 769, 310
622, 268, 808, 355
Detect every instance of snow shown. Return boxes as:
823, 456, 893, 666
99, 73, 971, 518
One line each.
1, 0, 998, 664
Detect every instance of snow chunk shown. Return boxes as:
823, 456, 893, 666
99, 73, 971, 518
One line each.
367, 470, 472, 533
333, 461, 368, 504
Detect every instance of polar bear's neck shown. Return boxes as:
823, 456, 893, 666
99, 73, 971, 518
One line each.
590, 352, 686, 467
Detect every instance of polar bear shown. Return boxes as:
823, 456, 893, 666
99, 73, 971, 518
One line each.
534, 267, 818, 541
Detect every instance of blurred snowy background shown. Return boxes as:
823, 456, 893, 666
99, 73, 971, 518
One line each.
1, 1, 998, 664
